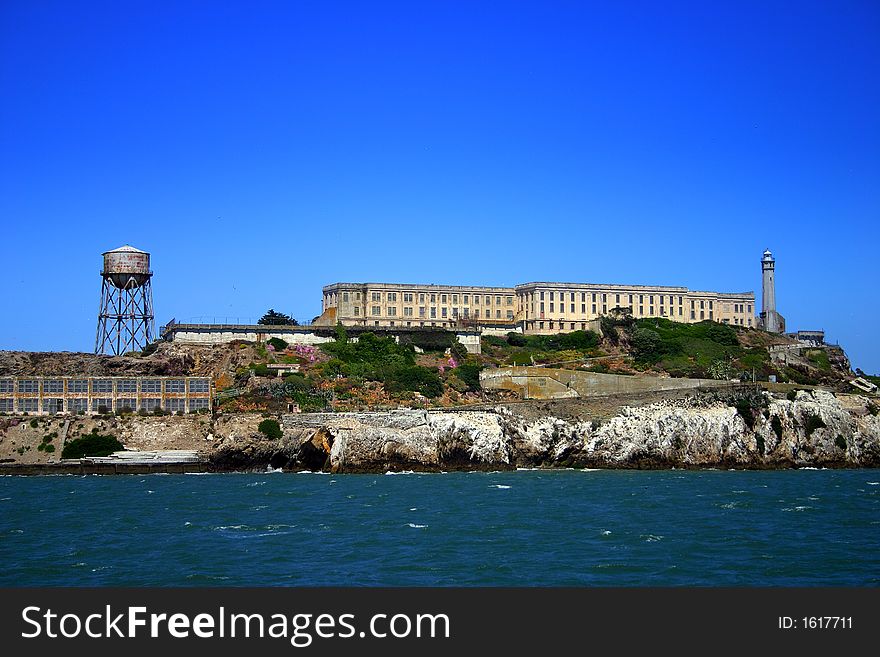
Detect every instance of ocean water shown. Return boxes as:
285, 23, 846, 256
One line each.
1, 469, 878, 586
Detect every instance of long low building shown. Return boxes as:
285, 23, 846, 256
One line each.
318, 281, 755, 334
0, 376, 212, 415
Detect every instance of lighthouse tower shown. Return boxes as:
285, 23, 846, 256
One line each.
759, 249, 784, 333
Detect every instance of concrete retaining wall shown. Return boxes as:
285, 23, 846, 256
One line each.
480, 366, 730, 399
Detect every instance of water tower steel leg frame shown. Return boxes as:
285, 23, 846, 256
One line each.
95, 278, 155, 355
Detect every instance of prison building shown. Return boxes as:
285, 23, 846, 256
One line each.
318, 283, 518, 330
319, 281, 755, 335
516, 283, 755, 334
0, 376, 212, 415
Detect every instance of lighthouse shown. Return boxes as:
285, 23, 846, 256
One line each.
759, 249, 784, 333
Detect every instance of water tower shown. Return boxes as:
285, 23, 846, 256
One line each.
95, 245, 155, 355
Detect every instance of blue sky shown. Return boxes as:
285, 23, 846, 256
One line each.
2, 1, 878, 372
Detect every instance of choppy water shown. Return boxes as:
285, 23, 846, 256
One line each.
1, 469, 878, 586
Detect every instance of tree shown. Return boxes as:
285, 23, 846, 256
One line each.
258, 309, 297, 326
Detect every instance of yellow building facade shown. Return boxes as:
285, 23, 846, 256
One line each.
319, 281, 754, 334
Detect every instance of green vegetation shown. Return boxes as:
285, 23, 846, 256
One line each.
61, 432, 124, 459
453, 363, 483, 392
806, 349, 831, 371
258, 309, 297, 326
29, 418, 38, 428
267, 337, 289, 351
867, 402, 879, 417
252, 363, 274, 377
771, 415, 783, 441
320, 332, 443, 398
787, 390, 799, 402
804, 413, 827, 438
258, 418, 282, 440
397, 330, 456, 352
483, 330, 599, 367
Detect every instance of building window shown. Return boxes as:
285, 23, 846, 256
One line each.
388, 292, 397, 302
581, 293, 586, 302
602, 294, 607, 302
485, 296, 491, 305
165, 399, 186, 413
550, 303, 555, 312
700, 300, 705, 309
485, 309, 491, 318
0, 379, 12, 393
709, 300, 713, 310
189, 379, 210, 393
69, 379, 88, 393
452, 294, 458, 304
165, 379, 186, 393
372, 306, 381, 316
140, 379, 161, 393
92, 379, 112, 393
549, 291, 554, 301
615, 294, 620, 304
496, 309, 501, 318
629, 294, 633, 304
354, 307, 360, 316
690, 310, 695, 319
639, 295, 643, 303
43, 379, 63, 393
419, 294, 425, 303
18, 379, 38, 393
700, 311, 705, 320
117, 398, 137, 412
140, 398, 161, 411
581, 304, 586, 313
649, 306, 654, 314
388, 307, 397, 316
679, 308, 683, 316
342, 292, 349, 302
430, 294, 436, 303
419, 307, 426, 317
496, 296, 501, 305
570, 304, 575, 313
592, 304, 596, 313
748, 305, 752, 314
540, 302, 545, 313
430, 308, 436, 318
506, 296, 513, 305
118, 379, 137, 393
189, 399, 209, 411
403, 293, 413, 303
506, 311, 514, 319
43, 398, 64, 413
355, 292, 361, 300
441, 294, 447, 303
441, 308, 447, 318
640, 306, 644, 315
678, 296, 683, 305
463, 295, 469, 304
372, 292, 381, 302
474, 295, 479, 304
452, 308, 458, 318
19, 398, 39, 413
592, 293, 597, 302
68, 398, 88, 413
463, 308, 469, 318
602, 305, 607, 313
404, 307, 413, 317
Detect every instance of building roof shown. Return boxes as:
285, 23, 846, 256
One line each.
103, 245, 147, 255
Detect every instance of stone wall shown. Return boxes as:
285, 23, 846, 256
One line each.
480, 366, 733, 400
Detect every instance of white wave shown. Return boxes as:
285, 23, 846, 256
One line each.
246, 481, 266, 487
489, 484, 511, 489
146, 490, 154, 494
407, 523, 428, 529
640, 534, 663, 542
385, 470, 416, 475
409, 507, 418, 511
266, 467, 283, 474
184, 521, 192, 526
867, 482, 879, 486
601, 530, 611, 536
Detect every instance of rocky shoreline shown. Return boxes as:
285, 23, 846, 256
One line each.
2, 390, 878, 474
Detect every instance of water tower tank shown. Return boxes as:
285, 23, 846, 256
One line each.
102, 245, 152, 289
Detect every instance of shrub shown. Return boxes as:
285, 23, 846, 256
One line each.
630, 327, 661, 362
398, 330, 455, 352
258, 418, 282, 440
284, 373, 313, 391
804, 413, 826, 438
867, 402, 879, 416
384, 366, 443, 398
29, 418, 38, 428
450, 339, 468, 362
771, 415, 783, 441
835, 434, 847, 450
44, 444, 55, 453
455, 363, 483, 392
506, 332, 527, 347
61, 433, 124, 459
267, 337, 289, 351
786, 390, 798, 402
253, 363, 274, 377
481, 335, 508, 348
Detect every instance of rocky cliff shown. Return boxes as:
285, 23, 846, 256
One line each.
208, 390, 880, 472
